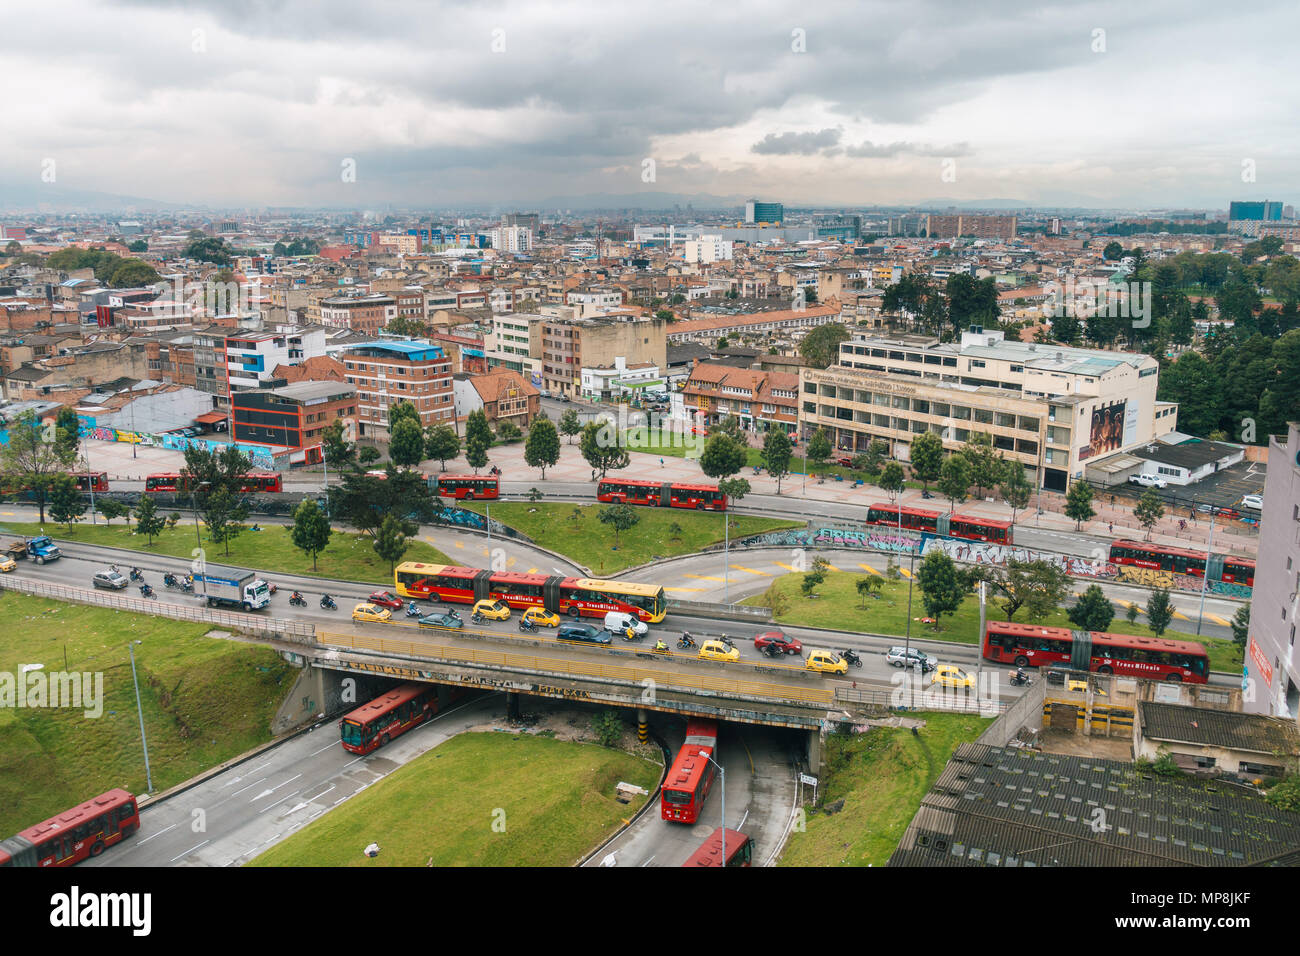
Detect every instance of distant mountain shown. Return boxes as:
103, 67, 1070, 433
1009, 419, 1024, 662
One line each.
528, 191, 750, 212
0, 181, 183, 214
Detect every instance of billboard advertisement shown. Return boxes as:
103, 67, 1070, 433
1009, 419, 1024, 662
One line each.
1079, 401, 1126, 461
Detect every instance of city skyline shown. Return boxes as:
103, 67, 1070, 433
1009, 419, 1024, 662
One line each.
3, 0, 1298, 211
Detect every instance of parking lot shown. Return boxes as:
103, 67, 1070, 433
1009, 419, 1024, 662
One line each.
1107, 458, 1267, 518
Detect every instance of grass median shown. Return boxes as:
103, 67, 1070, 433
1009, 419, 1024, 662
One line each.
779, 712, 992, 866
0, 592, 293, 836
460, 501, 802, 575
0, 521, 451, 585
249, 731, 660, 866
744, 570, 1243, 670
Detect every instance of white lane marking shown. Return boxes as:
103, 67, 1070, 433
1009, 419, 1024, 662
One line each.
639, 855, 656, 867
310, 741, 339, 756
258, 790, 303, 814
249, 773, 302, 802
137, 823, 177, 845
228, 777, 268, 799
169, 840, 209, 863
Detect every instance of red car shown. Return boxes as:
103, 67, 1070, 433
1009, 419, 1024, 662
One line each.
753, 630, 802, 656
836, 456, 853, 467
369, 590, 404, 610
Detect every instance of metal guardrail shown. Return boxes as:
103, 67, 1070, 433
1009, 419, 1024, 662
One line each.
0, 575, 316, 642
833, 684, 1010, 715
318, 631, 834, 706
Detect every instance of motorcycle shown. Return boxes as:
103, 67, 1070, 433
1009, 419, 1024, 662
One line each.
289, 591, 308, 608
841, 648, 863, 668
652, 640, 671, 654
921, 490, 935, 500
320, 594, 337, 611
162, 572, 179, 589
471, 612, 484, 624
405, 602, 423, 618
621, 627, 643, 642
139, 584, 156, 599
129, 567, 143, 582
677, 632, 697, 650
1009, 670, 1033, 687
182, 577, 194, 593
267, 582, 278, 595
519, 617, 538, 633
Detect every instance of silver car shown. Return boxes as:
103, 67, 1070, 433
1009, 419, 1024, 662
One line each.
885, 646, 936, 672
92, 570, 129, 590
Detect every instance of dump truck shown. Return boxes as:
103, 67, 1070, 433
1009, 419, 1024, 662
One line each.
8, 535, 62, 564
192, 565, 271, 612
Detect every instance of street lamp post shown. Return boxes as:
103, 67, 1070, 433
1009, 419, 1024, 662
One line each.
84, 443, 97, 526
1195, 508, 1217, 636
127, 640, 152, 794
698, 750, 725, 863
904, 543, 918, 708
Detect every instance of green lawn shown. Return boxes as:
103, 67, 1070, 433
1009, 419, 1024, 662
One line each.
249, 732, 660, 867
0, 592, 293, 836
744, 570, 1243, 671
461, 501, 803, 575
780, 712, 992, 866
0, 521, 451, 585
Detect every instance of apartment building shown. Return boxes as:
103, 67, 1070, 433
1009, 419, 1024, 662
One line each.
485, 312, 543, 377
541, 314, 667, 399
926, 214, 1018, 240
192, 327, 227, 403
489, 226, 533, 253
683, 363, 799, 435
320, 293, 397, 334
341, 340, 454, 437
665, 302, 841, 343
1245, 422, 1300, 724
231, 381, 358, 463
683, 236, 734, 263
224, 326, 327, 395
803, 327, 1177, 491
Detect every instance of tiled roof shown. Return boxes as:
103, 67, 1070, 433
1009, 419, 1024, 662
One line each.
1138, 702, 1300, 755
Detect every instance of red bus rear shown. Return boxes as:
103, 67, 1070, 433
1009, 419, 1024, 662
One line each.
437, 475, 499, 500
982, 621, 1209, 683
68, 471, 109, 493
0, 789, 139, 867
662, 719, 718, 823
339, 683, 464, 754
682, 828, 753, 867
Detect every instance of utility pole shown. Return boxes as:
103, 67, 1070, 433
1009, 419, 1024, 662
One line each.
1195, 508, 1216, 636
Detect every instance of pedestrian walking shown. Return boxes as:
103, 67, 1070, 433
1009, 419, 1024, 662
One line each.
1108, 522, 1113, 534
659, 458, 664, 468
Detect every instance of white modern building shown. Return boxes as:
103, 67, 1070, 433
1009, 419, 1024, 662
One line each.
580, 358, 663, 403
488, 225, 533, 253
224, 325, 328, 393
683, 235, 734, 264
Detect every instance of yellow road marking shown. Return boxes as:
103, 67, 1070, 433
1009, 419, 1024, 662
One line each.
664, 586, 706, 593
899, 567, 914, 579
729, 565, 769, 576
453, 541, 464, 549
526, 567, 538, 574
858, 563, 882, 576
774, 562, 799, 572
685, 574, 725, 582
1172, 610, 1189, 621
821, 562, 841, 572
1206, 613, 1230, 627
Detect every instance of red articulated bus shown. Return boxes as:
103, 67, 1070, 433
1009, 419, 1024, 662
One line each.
866, 503, 1013, 544
339, 683, 465, 755
68, 471, 109, 493
0, 789, 139, 867
436, 475, 499, 500
394, 562, 667, 623
982, 621, 1209, 683
144, 471, 282, 494
1108, 540, 1254, 588
597, 479, 727, 511
682, 828, 753, 867
662, 719, 719, 823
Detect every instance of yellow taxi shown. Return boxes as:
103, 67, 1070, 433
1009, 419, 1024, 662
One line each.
522, 606, 560, 628
931, 664, 974, 690
351, 603, 392, 624
0, 556, 15, 573
471, 599, 512, 621
698, 639, 740, 663
804, 649, 848, 675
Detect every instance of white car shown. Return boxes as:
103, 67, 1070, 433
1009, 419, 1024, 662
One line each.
1128, 473, 1168, 489
1241, 494, 1263, 511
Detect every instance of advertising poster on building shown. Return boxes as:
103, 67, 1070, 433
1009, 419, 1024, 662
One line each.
1123, 401, 1139, 447
1079, 401, 1126, 461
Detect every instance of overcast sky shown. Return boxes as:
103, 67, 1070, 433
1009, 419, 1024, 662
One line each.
3, 0, 1297, 211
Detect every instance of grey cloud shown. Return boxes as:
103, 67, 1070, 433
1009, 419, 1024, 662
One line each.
751, 128, 843, 155
846, 141, 972, 158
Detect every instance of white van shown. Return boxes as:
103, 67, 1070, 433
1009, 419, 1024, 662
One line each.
603, 611, 648, 637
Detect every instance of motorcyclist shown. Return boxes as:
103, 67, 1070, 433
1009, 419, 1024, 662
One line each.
1014, 666, 1027, 685
653, 639, 669, 652
680, 631, 695, 647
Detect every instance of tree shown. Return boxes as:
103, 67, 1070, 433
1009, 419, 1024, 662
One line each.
1102, 240, 1124, 261
388, 400, 421, 435
1230, 602, 1251, 647
761, 429, 793, 493
465, 409, 493, 450
999, 461, 1032, 529
389, 417, 426, 468
465, 436, 490, 473
937, 454, 970, 510
1069, 584, 1114, 632
798, 323, 850, 369
916, 551, 971, 630
1064, 480, 1096, 531
856, 575, 883, 607
1134, 489, 1165, 540
54, 406, 80, 462
496, 421, 522, 443
713, 414, 743, 440
981, 559, 1069, 622
806, 427, 832, 469
1145, 588, 1174, 637
96, 499, 129, 526
908, 431, 943, 490
579, 421, 629, 479
372, 514, 410, 573
134, 495, 166, 545
0, 411, 78, 523
329, 465, 437, 539
559, 408, 582, 445
202, 487, 248, 557
48, 474, 85, 530
597, 504, 640, 548
291, 498, 332, 571
717, 477, 750, 505
800, 567, 826, 598
358, 446, 381, 467
184, 236, 232, 265
961, 433, 1002, 497
321, 418, 356, 470
699, 433, 747, 481
106, 259, 160, 288
878, 461, 905, 500
424, 424, 460, 472
527, 487, 543, 502
524, 416, 560, 479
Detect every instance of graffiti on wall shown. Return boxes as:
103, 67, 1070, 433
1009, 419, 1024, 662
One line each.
731, 526, 923, 553
919, 536, 1116, 580
85, 426, 275, 469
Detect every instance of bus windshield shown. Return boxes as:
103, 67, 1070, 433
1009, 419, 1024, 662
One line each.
340, 721, 366, 746
663, 788, 691, 805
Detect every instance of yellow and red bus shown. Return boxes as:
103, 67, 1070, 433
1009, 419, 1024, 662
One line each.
394, 562, 667, 623
0, 789, 139, 867
682, 828, 753, 867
